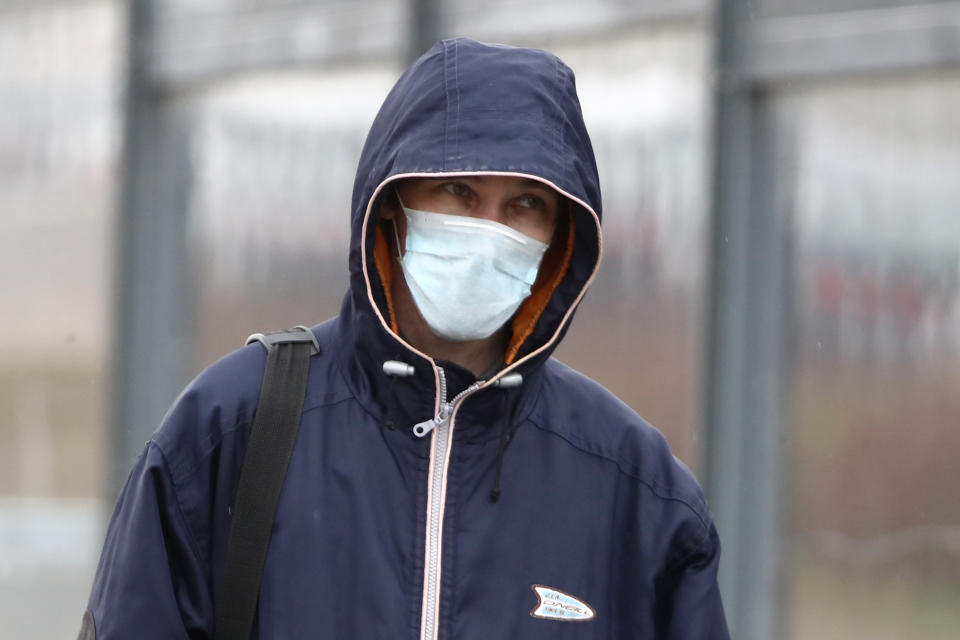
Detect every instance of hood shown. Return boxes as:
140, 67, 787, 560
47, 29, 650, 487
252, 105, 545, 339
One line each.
346, 37, 602, 383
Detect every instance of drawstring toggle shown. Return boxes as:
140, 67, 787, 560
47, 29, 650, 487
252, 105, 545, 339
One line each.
382, 359, 415, 431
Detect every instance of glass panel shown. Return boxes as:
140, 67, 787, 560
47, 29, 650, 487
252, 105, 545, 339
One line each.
0, 1, 121, 636
778, 74, 960, 639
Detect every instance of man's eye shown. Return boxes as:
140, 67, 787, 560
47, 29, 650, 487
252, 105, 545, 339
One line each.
517, 195, 545, 209
443, 182, 471, 197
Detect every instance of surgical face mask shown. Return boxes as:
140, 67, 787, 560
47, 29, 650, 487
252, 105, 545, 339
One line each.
395, 205, 549, 342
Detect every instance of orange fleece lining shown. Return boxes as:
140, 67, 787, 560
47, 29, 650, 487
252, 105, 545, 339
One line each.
373, 224, 399, 333
371, 212, 575, 364
505, 210, 575, 364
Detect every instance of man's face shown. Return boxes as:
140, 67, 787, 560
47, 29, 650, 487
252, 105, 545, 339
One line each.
384, 175, 561, 246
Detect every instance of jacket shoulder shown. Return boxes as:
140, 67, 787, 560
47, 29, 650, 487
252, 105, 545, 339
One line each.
150, 318, 346, 486
533, 357, 709, 519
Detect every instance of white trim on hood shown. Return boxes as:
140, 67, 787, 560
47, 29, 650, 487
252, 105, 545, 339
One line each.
358, 170, 603, 387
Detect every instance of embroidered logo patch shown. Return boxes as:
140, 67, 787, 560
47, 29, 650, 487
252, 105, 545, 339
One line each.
530, 584, 595, 622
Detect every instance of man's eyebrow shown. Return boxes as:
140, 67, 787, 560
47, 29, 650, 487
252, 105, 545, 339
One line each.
426, 175, 557, 196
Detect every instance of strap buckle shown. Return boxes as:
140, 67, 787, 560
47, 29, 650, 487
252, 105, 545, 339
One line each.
245, 325, 320, 355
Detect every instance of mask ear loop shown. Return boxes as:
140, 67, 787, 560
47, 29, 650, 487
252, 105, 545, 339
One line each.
392, 193, 407, 261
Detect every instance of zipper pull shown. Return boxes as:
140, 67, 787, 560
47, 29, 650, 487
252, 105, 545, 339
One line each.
413, 403, 451, 438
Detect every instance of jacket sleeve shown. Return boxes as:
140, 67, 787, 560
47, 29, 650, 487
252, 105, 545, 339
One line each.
82, 442, 213, 639
656, 519, 730, 640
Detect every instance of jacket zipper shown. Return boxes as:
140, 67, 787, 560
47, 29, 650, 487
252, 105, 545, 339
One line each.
413, 367, 483, 640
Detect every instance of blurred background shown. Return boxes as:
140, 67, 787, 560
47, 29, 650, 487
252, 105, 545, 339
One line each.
1, 0, 958, 637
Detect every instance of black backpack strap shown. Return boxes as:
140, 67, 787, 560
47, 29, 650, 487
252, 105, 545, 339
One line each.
215, 326, 319, 640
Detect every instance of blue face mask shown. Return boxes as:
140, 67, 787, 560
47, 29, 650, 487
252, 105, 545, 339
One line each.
395, 206, 549, 342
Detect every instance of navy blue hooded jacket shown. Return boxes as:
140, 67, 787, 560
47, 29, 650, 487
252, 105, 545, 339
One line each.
83, 38, 729, 639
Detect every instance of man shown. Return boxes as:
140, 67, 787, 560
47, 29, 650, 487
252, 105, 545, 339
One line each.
82, 38, 728, 639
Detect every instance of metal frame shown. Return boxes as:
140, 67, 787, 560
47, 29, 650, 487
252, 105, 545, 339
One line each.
702, 2, 960, 639
146, 0, 706, 89
150, 0, 406, 89
701, 76, 790, 640
410, 0, 442, 63
110, 0, 195, 493
746, 2, 960, 80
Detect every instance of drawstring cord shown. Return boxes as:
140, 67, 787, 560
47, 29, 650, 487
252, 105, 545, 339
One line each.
490, 372, 523, 503
384, 376, 398, 430
490, 391, 513, 502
